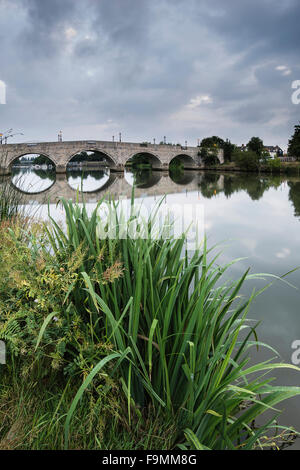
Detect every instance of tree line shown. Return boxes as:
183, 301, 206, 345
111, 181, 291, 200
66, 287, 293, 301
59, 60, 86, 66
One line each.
198, 122, 300, 168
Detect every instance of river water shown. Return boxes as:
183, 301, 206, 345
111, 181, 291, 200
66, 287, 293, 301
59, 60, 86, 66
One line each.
7, 167, 300, 446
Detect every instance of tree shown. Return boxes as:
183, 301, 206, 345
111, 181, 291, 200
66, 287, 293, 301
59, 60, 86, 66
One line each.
200, 136, 225, 148
199, 147, 219, 166
288, 123, 300, 160
200, 136, 236, 162
34, 154, 52, 165
247, 137, 264, 156
260, 149, 271, 163
233, 148, 260, 171
223, 139, 236, 162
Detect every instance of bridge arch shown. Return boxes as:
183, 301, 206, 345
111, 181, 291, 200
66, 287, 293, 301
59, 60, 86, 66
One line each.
125, 152, 162, 170
10, 152, 56, 169
170, 154, 196, 169
66, 149, 117, 168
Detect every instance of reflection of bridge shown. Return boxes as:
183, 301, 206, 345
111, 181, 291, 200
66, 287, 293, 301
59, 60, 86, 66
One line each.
3, 172, 225, 204
0, 140, 224, 175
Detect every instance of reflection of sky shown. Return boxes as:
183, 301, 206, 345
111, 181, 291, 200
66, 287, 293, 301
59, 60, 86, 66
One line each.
19, 172, 300, 443
11, 170, 54, 194
124, 169, 134, 187
67, 172, 110, 192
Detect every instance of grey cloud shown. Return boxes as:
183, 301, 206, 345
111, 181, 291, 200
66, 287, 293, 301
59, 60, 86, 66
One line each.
0, 0, 299, 149
19, 0, 78, 58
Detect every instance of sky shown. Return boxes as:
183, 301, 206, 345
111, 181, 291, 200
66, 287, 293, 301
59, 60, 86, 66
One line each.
0, 0, 299, 150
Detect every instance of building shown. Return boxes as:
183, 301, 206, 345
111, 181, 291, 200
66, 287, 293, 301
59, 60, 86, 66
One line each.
263, 145, 283, 159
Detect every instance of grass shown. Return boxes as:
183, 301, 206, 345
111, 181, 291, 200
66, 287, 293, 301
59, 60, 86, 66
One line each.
0, 174, 26, 223
0, 152, 40, 225
0, 192, 300, 450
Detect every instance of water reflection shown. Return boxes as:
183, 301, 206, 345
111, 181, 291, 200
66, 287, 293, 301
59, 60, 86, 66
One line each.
169, 169, 195, 185
7, 168, 300, 221
124, 168, 162, 188
67, 168, 110, 193
288, 182, 300, 218
11, 167, 56, 194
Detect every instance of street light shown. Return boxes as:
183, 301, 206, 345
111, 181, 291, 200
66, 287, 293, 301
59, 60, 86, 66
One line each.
1, 130, 24, 144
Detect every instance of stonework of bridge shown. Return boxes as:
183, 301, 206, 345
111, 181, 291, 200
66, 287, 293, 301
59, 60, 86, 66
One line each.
0, 140, 224, 175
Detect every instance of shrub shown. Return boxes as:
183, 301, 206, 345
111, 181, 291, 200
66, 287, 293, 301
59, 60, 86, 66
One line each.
267, 157, 281, 172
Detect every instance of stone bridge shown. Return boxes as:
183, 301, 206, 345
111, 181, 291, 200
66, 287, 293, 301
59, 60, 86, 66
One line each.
0, 140, 224, 175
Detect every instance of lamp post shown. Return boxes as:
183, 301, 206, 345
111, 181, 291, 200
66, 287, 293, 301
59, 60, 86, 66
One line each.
1, 130, 23, 144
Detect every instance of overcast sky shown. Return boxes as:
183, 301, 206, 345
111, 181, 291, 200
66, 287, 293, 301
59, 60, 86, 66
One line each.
0, 0, 299, 149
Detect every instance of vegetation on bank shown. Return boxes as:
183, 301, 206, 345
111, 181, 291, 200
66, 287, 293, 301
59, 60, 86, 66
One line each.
0, 193, 299, 450
208, 159, 300, 174
199, 122, 300, 172
288, 123, 300, 160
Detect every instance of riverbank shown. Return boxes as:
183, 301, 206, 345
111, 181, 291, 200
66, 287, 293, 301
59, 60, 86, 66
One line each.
204, 161, 300, 175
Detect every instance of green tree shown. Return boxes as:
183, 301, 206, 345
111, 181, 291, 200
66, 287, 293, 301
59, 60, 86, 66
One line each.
288, 123, 300, 160
200, 136, 235, 162
223, 139, 236, 162
34, 154, 52, 165
260, 149, 271, 163
247, 137, 264, 156
200, 136, 225, 148
199, 147, 219, 166
233, 148, 260, 171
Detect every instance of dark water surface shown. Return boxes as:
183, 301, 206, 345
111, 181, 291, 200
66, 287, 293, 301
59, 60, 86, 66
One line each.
8, 167, 300, 447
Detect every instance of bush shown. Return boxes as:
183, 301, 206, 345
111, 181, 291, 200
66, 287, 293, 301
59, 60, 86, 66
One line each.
267, 157, 281, 171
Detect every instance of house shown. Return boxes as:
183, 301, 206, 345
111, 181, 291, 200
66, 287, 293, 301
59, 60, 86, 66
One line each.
263, 145, 283, 159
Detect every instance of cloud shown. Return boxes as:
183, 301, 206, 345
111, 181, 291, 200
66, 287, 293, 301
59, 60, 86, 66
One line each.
276, 65, 292, 76
187, 95, 213, 109
276, 248, 291, 259
65, 27, 77, 41
0, 0, 299, 148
